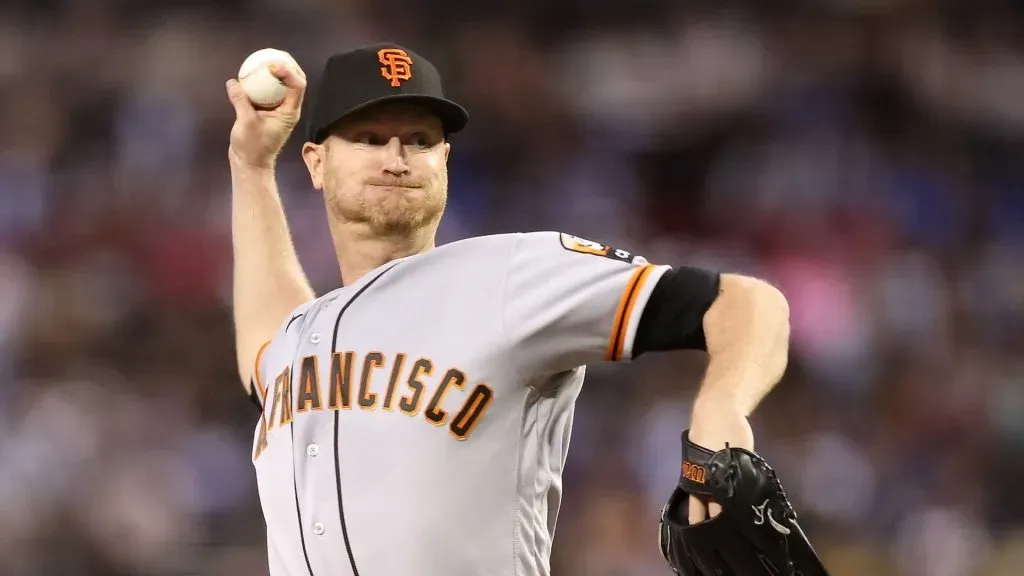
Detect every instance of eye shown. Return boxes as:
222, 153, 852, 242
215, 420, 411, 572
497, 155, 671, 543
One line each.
406, 133, 435, 148
354, 133, 386, 146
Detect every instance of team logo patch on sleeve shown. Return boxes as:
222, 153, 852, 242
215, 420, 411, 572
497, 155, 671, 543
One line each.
558, 233, 647, 265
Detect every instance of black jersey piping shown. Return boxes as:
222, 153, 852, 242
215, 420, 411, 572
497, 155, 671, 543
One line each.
292, 420, 317, 576
330, 262, 402, 576
288, 332, 317, 576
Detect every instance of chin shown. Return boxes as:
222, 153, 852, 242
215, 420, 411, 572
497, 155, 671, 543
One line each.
367, 209, 438, 234
328, 189, 444, 233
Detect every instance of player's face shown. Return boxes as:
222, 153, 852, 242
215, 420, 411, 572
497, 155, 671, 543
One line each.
303, 103, 451, 236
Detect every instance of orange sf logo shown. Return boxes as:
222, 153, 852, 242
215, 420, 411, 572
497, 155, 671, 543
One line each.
378, 48, 413, 87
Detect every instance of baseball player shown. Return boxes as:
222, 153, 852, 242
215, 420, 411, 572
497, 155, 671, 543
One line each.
225, 44, 815, 576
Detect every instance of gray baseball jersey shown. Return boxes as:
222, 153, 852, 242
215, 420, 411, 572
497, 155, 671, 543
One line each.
248, 231, 670, 576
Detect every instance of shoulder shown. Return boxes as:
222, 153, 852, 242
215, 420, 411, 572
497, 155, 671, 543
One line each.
409, 231, 651, 280
281, 298, 322, 332
422, 232, 587, 272
508, 230, 651, 267
261, 297, 326, 355
434, 232, 524, 254
256, 296, 325, 372
406, 233, 523, 273
437, 231, 639, 257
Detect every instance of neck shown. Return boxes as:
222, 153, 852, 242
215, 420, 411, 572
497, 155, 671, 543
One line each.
330, 223, 436, 286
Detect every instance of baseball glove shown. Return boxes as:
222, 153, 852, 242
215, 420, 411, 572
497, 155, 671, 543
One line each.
658, 431, 830, 576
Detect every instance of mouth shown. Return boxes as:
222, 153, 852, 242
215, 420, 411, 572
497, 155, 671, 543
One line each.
368, 183, 422, 190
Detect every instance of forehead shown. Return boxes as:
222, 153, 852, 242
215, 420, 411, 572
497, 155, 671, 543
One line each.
335, 102, 443, 132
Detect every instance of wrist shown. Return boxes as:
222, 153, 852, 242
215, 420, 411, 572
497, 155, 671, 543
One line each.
691, 394, 748, 423
693, 386, 744, 410
687, 399, 753, 452
228, 148, 277, 173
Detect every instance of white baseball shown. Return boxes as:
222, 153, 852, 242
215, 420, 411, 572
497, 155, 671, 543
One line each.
238, 48, 299, 108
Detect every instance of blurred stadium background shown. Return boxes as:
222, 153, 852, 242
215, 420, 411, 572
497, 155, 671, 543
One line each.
1, 0, 1023, 574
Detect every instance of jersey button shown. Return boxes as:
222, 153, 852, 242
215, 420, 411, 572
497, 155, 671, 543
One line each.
306, 444, 320, 457
312, 522, 325, 535
310, 332, 321, 344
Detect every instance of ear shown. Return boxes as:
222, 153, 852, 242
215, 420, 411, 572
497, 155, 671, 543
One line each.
443, 141, 451, 163
301, 141, 326, 190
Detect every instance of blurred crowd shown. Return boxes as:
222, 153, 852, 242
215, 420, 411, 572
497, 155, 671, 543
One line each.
1, 0, 1023, 574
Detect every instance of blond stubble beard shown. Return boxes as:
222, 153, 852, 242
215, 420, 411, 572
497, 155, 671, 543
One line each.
323, 167, 448, 235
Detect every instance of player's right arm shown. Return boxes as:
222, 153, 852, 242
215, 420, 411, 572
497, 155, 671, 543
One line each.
226, 61, 315, 399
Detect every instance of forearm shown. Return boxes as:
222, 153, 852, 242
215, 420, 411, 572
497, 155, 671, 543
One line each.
694, 274, 790, 416
231, 158, 315, 386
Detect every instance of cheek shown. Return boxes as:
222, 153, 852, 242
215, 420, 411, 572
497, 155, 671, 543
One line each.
423, 150, 448, 175
326, 159, 361, 188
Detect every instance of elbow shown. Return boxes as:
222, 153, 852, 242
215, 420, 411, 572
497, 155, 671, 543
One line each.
739, 275, 791, 380
723, 272, 789, 318
744, 275, 790, 332
757, 279, 791, 365
710, 274, 792, 375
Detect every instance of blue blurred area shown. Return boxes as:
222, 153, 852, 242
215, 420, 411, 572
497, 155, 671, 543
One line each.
0, 1, 1022, 574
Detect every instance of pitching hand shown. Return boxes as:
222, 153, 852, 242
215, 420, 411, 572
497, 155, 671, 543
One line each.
226, 61, 307, 169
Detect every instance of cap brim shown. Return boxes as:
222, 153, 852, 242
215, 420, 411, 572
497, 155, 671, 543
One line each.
310, 94, 469, 143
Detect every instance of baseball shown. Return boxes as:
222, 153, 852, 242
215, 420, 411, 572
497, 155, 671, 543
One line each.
238, 48, 299, 108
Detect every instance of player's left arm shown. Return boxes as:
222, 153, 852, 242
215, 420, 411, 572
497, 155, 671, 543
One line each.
502, 231, 789, 473
660, 272, 791, 525
610, 253, 792, 525
502, 232, 789, 391
634, 268, 790, 419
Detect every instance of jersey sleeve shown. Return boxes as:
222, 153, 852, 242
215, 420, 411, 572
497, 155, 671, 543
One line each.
501, 231, 671, 376
250, 299, 318, 411
250, 340, 273, 410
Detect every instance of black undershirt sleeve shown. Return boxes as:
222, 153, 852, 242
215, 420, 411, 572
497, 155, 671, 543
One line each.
633, 266, 721, 357
248, 379, 263, 412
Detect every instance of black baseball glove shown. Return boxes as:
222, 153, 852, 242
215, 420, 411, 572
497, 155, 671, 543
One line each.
658, 431, 830, 576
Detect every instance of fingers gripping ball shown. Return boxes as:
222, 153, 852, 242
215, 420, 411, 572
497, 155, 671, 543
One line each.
238, 48, 299, 108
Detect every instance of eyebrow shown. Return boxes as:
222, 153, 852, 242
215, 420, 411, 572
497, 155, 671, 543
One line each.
344, 122, 442, 137
355, 116, 437, 126
331, 114, 442, 138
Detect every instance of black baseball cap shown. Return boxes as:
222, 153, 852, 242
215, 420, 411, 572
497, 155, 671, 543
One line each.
304, 43, 469, 144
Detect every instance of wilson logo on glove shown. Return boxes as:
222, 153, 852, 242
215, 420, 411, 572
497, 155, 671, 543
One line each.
682, 461, 707, 484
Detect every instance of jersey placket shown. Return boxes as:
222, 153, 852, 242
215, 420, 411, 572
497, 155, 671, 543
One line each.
291, 301, 347, 575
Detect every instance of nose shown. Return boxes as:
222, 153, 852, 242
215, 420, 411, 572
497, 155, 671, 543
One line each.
382, 137, 410, 176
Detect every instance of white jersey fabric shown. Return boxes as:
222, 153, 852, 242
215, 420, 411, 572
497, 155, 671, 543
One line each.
249, 231, 670, 576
